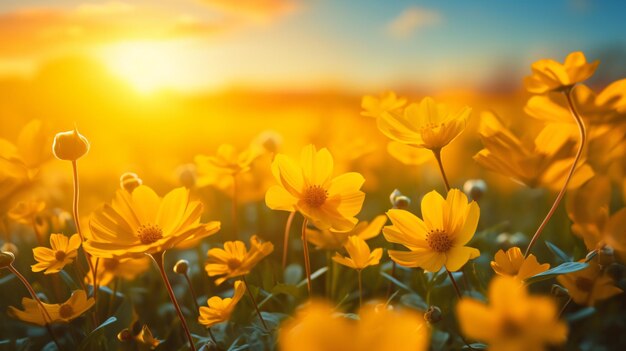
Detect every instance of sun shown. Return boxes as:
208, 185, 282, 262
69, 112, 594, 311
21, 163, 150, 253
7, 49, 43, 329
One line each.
99, 40, 197, 94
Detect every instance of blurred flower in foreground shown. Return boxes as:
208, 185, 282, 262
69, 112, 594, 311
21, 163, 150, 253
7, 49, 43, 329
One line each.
31, 233, 81, 274
491, 247, 550, 282
52, 126, 90, 161
557, 260, 622, 306
198, 280, 246, 328
307, 215, 386, 251
279, 300, 429, 351
457, 276, 567, 351
524, 51, 598, 94
85, 255, 151, 286
85, 185, 220, 258
361, 91, 406, 118
8, 290, 94, 326
384, 189, 480, 272
376, 96, 470, 151
205, 235, 274, 285
265, 144, 365, 231
474, 111, 593, 190
332, 236, 382, 270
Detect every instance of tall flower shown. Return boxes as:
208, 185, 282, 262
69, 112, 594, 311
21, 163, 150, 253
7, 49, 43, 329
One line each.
198, 280, 246, 328
265, 144, 365, 231
8, 290, 94, 326
85, 185, 220, 258
31, 233, 81, 274
376, 96, 471, 151
524, 51, 598, 94
384, 189, 480, 272
457, 276, 567, 351
490, 247, 550, 282
205, 235, 274, 285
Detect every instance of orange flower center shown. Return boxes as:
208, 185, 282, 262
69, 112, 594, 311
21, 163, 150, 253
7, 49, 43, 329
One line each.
426, 229, 452, 252
227, 258, 242, 271
575, 277, 594, 292
59, 304, 74, 319
55, 250, 66, 262
302, 185, 328, 208
419, 122, 444, 131
103, 258, 120, 271
137, 224, 164, 244
500, 318, 523, 337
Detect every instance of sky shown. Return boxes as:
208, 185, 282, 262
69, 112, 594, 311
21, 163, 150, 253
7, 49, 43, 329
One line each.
0, 0, 624, 93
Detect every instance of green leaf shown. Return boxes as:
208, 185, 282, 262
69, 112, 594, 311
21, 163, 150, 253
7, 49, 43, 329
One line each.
380, 272, 414, 293
566, 307, 596, 323
463, 343, 488, 349
296, 267, 327, 288
78, 316, 117, 351
525, 262, 589, 284
545, 241, 571, 263
400, 293, 428, 310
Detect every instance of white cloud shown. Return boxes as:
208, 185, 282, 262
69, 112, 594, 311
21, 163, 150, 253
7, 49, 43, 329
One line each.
387, 7, 442, 39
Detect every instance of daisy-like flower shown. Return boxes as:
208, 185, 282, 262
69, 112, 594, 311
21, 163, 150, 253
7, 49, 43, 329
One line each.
524, 51, 599, 94
85, 256, 151, 286
361, 91, 407, 118
457, 276, 567, 351
31, 233, 81, 274
8, 200, 46, 225
8, 290, 94, 326
265, 144, 365, 231
195, 143, 261, 177
490, 247, 550, 282
332, 236, 382, 271
307, 215, 386, 251
85, 185, 221, 258
376, 96, 471, 151
384, 189, 480, 272
198, 280, 246, 328
205, 235, 274, 285
557, 260, 622, 306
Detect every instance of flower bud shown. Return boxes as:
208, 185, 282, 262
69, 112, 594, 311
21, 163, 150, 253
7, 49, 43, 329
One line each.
52, 127, 89, 161
1, 243, 18, 257
256, 130, 283, 154
117, 328, 133, 342
509, 232, 529, 247
176, 164, 197, 189
0, 251, 15, 268
173, 259, 189, 275
424, 305, 443, 324
463, 179, 487, 201
551, 284, 569, 298
390, 189, 411, 209
120, 172, 142, 193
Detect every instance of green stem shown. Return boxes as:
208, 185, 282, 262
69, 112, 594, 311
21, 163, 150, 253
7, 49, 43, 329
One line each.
282, 211, 296, 269
242, 276, 269, 331
432, 149, 451, 192
301, 217, 312, 296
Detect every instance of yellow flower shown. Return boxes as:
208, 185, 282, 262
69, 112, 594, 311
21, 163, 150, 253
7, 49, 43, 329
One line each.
31, 233, 81, 274
195, 143, 261, 178
361, 91, 406, 118
52, 126, 90, 161
490, 247, 550, 282
384, 189, 480, 272
136, 325, 160, 350
85, 256, 151, 286
557, 260, 622, 306
205, 235, 274, 285
265, 144, 365, 231
457, 276, 567, 351
8, 200, 46, 225
524, 51, 598, 94
307, 215, 386, 251
332, 236, 382, 271
566, 176, 610, 251
8, 290, 94, 326
85, 185, 220, 258
474, 111, 594, 190
386, 141, 432, 166
279, 300, 429, 351
376, 96, 471, 150
198, 280, 246, 328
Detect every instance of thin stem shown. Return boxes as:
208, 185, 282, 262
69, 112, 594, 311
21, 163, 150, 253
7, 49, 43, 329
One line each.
8, 265, 62, 350
242, 276, 269, 331
207, 328, 219, 347
446, 269, 462, 299
149, 252, 196, 351
524, 87, 586, 258
231, 174, 238, 240
558, 297, 572, 319
282, 211, 296, 269
301, 217, 312, 296
357, 270, 363, 309
432, 149, 451, 192
386, 254, 397, 299
70, 161, 97, 295
184, 273, 200, 312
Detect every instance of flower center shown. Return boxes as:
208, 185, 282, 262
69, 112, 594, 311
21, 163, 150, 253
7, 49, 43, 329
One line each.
419, 122, 445, 131
227, 258, 242, 271
103, 258, 120, 271
59, 304, 74, 319
575, 277, 594, 292
55, 250, 66, 262
137, 224, 163, 245
500, 318, 523, 338
303, 185, 328, 208
426, 229, 452, 253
